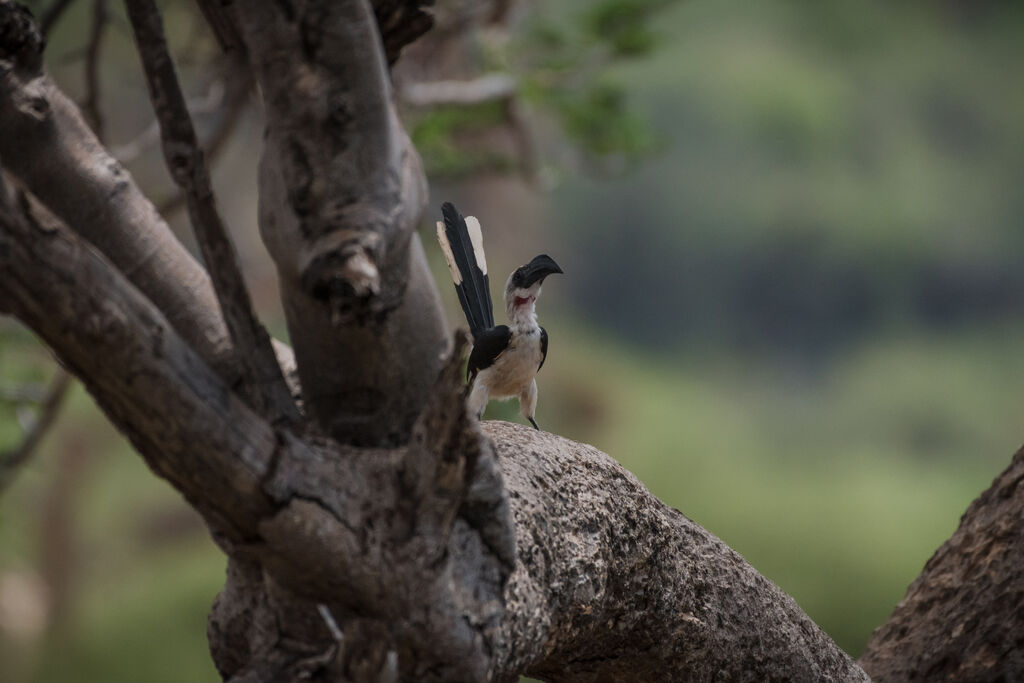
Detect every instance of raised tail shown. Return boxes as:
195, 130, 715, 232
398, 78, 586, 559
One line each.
437, 202, 494, 339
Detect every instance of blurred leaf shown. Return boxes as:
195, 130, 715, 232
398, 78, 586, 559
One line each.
584, 0, 674, 57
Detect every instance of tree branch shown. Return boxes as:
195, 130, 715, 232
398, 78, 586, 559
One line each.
401, 74, 517, 107
1, 3, 908, 681
0, 189, 278, 540
485, 421, 869, 682
0, 0, 279, 383
860, 444, 1024, 681
372, 0, 434, 65
0, 367, 71, 493
0, 171, 516, 681
81, 0, 106, 137
215, 0, 448, 445
124, 0, 298, 425
157, 58, 252, 216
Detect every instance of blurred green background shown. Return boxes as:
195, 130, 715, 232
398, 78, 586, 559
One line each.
3, 0, 1024, 680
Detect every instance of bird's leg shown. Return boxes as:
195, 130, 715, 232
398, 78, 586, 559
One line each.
520, 379, 539, 430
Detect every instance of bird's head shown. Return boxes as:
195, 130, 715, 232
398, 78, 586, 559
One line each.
504, 254, 563, 321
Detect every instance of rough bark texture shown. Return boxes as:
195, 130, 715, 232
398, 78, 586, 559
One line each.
2, 0, 1017, 681
0, 187, 516, 681
125, 0, 298, 425
0, 3, 233, 373
860, 445, 1024, 682
488, 421, 867, 683
229, 0, 448, 446
0, 191, 278, 541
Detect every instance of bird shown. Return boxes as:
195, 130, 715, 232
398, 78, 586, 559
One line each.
436, 202, 563, 430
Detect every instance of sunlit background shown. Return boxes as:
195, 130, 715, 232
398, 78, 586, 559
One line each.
3, 0, 1024, 680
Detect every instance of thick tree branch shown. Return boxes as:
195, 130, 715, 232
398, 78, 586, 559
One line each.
217, 0, 448, 445
124, 0, 298, 425
0, 0, 235, 376
1, 182, 519, 681
860, 444, 1024, 681
486, 421, 869, 682
0, 189, 279, 540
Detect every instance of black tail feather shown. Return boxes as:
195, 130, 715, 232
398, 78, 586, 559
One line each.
440, 202, 494, 339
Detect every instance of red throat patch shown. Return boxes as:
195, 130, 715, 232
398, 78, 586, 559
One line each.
514, 296, 533, 308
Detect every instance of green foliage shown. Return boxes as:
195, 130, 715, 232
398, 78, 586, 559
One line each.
543, 80, 655, 162
583, 0, 674, 58
411, 0, 679, 178
514, 1, 678, 171
411, 101, 517, 177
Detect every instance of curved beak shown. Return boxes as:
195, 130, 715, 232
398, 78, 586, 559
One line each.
522, 254, 564, 287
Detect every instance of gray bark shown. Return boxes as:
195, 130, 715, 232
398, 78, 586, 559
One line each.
125, 0, 298, 425
231, 0, 447, 446
4, 0, 1013, 681
859, 445, 1024, 682
0, 186, 515, 680
0, 3, 233, 372
490, 420, 868, 682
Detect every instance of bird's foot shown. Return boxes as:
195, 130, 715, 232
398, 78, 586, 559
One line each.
528, 417, 540, 430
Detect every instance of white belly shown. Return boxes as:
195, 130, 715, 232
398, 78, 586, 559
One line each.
479, 329, 541, 398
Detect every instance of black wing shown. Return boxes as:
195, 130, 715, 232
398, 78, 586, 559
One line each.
468, 325, 511, 380
440, 202, 494, 339
538, 326, 548, 371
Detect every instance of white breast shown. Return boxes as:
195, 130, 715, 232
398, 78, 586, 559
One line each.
479, 327, 542, 398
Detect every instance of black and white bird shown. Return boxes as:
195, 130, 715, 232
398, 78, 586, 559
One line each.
436, 202, 563, 430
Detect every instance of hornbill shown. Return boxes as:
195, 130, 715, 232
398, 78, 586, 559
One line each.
436, 202, 563, 430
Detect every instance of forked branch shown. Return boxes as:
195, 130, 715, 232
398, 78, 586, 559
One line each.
205, 0, 449, 445
0, 0, 236, 376
124, 0, 298, 425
